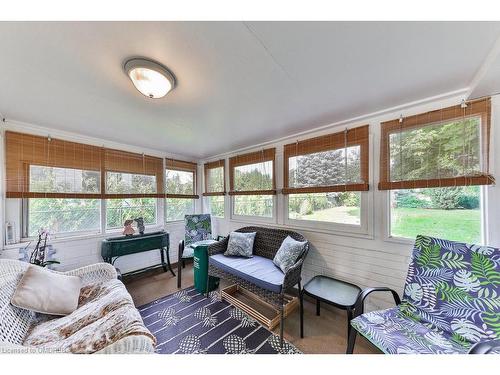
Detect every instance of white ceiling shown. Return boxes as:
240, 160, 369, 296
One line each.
1, 21, 500, 159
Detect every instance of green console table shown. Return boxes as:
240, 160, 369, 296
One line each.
101, 231, 175, 278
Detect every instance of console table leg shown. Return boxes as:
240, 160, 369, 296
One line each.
160, 248, 167, 273
163, 247, 176, 277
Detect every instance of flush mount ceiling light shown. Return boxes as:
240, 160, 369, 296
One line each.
124, 58, 176, 99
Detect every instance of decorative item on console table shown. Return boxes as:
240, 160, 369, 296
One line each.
134, 217, 145, 235
101, 230, 175, 280
122, 219, 135, 236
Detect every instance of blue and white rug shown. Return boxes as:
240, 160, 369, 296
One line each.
138, 287, 301, 354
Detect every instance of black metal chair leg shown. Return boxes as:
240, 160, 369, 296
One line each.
299, 281, 304, 339
280, 303, 284, 349
177, 247, 182, 288
316, 299, 320, 316
347, 309, 353, 339
182, 259, 186, 268
346, 327, 357, 354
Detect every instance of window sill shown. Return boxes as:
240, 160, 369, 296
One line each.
4, 225, 165, 250
228, 218, 374, 240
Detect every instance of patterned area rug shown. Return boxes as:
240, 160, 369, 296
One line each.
138, 286, 301, 354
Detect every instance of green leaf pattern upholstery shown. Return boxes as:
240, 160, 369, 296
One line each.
183, 214, 212, 260
351, 235, 500, 354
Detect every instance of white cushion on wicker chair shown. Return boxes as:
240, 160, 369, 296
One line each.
11, 265, 81, 316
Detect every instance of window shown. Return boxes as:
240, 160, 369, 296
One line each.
207, 196, 225, 218
283, 125, 369, 228
203, 160, 226, 218
379, 98, 493, 190
6, 131, 169, 237
106, 198, 157, 228
5, 131, 103, 198
26, 198, 100, 237
166, 198, 195, 222
379, 98, 492, 243
390, 187, 482, 244
233, 195, 273, 217
30, 165, 100, 194
288, 192, 360, 225
106, 172, 156, 195
165, 159, 198, 222
229, 148, 276, 219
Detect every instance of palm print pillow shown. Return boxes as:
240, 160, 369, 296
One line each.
224, 232, 256, 258
401, 235, 500, 348
185, 214, 212, 246
273, 236, 307, 274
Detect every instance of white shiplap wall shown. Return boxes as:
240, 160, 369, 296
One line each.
203, 93, 500, 311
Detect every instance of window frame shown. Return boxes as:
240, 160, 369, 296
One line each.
230, 194, 277, 224
384, 187, 487, 245
22, 197, 103, 239
104, 197, 159, 230
283, 191, 370, 236
205, 195, 225, 219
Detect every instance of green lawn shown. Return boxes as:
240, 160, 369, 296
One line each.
293, 206, 481, 243
391, 208, 481, 244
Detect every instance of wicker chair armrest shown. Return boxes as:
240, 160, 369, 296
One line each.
283, 258, 304, 291
56, 263, 117, 286
208, 237, 229, 256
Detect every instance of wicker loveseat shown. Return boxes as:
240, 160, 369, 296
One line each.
0, 259, 155, 354
207, 226, 309, 346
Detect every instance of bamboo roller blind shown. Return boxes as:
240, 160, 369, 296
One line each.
203, 159, 226, 196
283, 125, 369, 194
5, 131, 103, 198
4, 131, 198, 199
229, 148, 276, 195
165, 158, 199, 199
103, 148, 164, 198
378, 97, 493, 190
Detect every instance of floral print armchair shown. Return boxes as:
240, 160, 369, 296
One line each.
348, 235, 500, 354
177, 214, 212, 288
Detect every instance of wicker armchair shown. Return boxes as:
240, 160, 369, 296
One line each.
207, 226, 309, 347
0, 259, 155, 354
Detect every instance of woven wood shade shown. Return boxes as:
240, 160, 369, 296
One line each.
228, 148, 276, 195
5, 131, 103, 198
104, 148, 164, 198
203, 159, 226, 196
282, 125, 369, 194
5, 131, 166, 199
378, 97, 494, 190
165, 158, 199, 199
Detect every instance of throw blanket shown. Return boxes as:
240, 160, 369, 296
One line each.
23, 279, 156, 353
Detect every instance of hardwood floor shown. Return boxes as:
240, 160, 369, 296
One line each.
124, 264, 378, 354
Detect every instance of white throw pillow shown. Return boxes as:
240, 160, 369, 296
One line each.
224, 231, 256, 258
11, 265, 82, 316
273, 236, 307, 274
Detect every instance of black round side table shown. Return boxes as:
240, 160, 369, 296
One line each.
300, 275, 361, 346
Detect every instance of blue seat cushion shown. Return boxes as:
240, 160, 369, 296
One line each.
209, 254, 284, 293
351, 307, 470, 354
